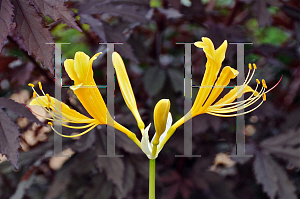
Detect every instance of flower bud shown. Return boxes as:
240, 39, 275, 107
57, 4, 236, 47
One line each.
153, 99, 170, 141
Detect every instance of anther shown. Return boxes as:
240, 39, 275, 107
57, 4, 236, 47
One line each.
262, 79, 267, 89
38, 82, 43, 90
33, 91, 37, 98
253, 63, 257, 69
28, 83, 34, 87
263, 93, 266, 101
48, 122, 53, 126
248, 63, 252, 70
256, 79, 260, 84
46, 94, 51, 103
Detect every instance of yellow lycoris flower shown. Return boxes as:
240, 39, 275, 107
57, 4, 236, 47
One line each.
159, 37, 266, 148
29, 52, 141, 148
29, 37, 267, 160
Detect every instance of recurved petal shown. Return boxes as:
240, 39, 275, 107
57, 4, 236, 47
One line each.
214, 85, 259, 106
194, 41, 206, 48
201, 37, 215, 59
64, 59, 79, 83
112, 52, 145, 130
86, 52, 102, 82
30, 96, 93, 122
200, 66, 239, 112
215, 40, 227, 66
74, 52, 90, 82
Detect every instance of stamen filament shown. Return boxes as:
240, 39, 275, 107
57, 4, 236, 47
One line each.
207, 100, 264, 117
50, 123, 98, 138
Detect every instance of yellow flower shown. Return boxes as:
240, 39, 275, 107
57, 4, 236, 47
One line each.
141, 99, 171, 159
112, 52, 173, 159
29, 52, 141, 148
29, 37, 268, 160
112, 44, 266, 159
158, 37, 267, 148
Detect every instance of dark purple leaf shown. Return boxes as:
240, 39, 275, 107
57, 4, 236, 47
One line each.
83, 174, 113, 199
0, 0, 14, 49
0, 109, 20, 169
12, 0, 54, 74
115, 129, 142, 154
0, 56, 17, 74
80, 14, 137, 62
11, 62, 34, 86
144, 66, 166, 96
29, 0, 82, 32
242, 0, 281, 27
96, 131, 125, 191
281, 4, 300, 20
71, 129, 96, 153
46, 150, 96, 199
254, 0, 271, 26
115, 159, 135, 199
260, 129, 300, 168
0, 97, 45, 126
253, 151, 278, 199
272, 159, 298, 199
79, 0, 149, 23
254, 151, 297, 199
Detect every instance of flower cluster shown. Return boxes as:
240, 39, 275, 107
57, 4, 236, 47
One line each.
29, 37, 267, 159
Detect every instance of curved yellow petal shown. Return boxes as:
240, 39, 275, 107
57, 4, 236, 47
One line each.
74, 52, 90, 82
65, 52, 110, 124
192, 39, 228, 114
30, 96, 94, 122
86, 52, 102, 83
64, 59, 79, 83
112, 52, 145, 130
214, 85, 258, 106
201, 37, 215, 60
153, 99, 170, 145
215, 40, 227, 66
194, 66, 238, 115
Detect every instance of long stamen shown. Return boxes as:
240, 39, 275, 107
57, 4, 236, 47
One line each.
207, 100, 264, 117
48, 122, 98, 138
210, 87, 265, 113
210, 82, 260, 108
214, 64, 255, 107
32, 92, 90, 124
265, 75, 282, 94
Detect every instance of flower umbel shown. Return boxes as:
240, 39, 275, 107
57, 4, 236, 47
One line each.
29, 38, 268, 160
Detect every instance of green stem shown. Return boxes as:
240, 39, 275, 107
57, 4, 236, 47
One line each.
149, 159, 156, 199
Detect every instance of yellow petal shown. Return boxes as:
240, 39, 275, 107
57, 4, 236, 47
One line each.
112, 52, 145, 130
215, 40, 227, 66
214, 85, 258, 106
201, 37, 215, 60
192, 39, 228, 115
73, 83, 109, 124
30, 96, 93, 122
74, 52, 90, 82
196, 66, 238, 114
86, 52, 102, 83
194, 41, 206, 48
64, 59, 79, 83
153, 99, 170, 145
66, 52, 110, 124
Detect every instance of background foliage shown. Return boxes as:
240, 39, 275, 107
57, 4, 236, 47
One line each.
0, 0, 299, 198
